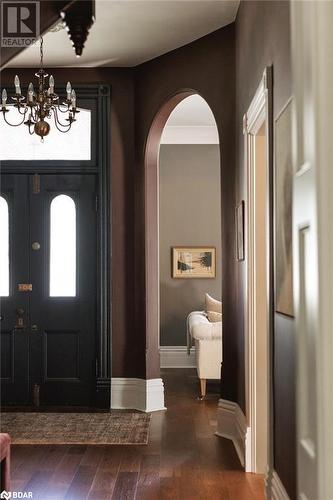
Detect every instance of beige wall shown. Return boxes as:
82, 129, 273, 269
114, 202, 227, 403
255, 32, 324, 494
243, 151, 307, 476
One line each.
159, 144, 221, 346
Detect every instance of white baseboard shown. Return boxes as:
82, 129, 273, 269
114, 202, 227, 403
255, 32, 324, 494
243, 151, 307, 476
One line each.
159, 345, 196, 368
271, 470, 290, 500
215, 398, 248, 467
111, 378, 166, 412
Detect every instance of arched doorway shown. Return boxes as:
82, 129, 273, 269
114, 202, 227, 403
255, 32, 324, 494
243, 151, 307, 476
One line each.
144, 91, 221, 403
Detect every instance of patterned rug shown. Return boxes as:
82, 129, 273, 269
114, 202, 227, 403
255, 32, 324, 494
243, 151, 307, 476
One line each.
0, 411, 151, 445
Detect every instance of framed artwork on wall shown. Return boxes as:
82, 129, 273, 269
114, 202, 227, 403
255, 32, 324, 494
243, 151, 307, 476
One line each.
275, 98, 294, 317
172, 247, 216, 278
236, 201, 245, 261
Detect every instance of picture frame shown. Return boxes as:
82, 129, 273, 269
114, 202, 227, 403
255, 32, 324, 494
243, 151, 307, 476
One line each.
172, 246, 216, 279
236, 201, 245, 261
275, 98, 294, 317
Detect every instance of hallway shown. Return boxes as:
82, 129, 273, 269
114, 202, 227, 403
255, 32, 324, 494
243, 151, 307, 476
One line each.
9, 370, 264, 499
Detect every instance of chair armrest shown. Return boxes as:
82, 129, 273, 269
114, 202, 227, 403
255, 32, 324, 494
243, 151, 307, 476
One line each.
191, 321, 222, 341
188, 311, 222, 341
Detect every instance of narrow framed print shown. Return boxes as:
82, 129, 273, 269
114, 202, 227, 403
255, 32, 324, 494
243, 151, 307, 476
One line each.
275, 99, 294, 317
236, 201, 245, 261
172, 247, 216, 278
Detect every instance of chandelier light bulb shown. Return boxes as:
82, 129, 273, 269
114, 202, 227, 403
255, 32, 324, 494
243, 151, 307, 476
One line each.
66, 81, 72, 100
71, 89, 76, 108
2, 89, 7, 106
49, 75, 54, 93
14, 75, 21, 94
28, 82, 34, 93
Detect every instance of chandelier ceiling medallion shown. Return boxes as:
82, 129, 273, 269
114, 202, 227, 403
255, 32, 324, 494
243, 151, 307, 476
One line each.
1, 37, 78, 141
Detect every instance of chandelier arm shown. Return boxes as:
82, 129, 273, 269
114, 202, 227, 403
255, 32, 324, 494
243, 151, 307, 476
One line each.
57, 103, 70, 113
17, 105, 28, 116
53, 107, 72, 129
54, 119, 72, 133
2, 111, 27, 127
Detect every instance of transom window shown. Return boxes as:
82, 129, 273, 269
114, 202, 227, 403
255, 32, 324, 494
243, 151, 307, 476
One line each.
0, 107, 91, 161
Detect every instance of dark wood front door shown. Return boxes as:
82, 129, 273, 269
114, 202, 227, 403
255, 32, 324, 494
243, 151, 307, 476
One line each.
1, 173, 97, 406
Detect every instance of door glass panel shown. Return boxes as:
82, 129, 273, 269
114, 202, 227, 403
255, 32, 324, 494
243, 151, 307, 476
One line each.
50, 195, 76, 297
0, 107, 91, 161
0, 196, 9, 296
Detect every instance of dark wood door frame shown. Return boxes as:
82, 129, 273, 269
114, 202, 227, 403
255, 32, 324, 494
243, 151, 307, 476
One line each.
1, 84, 111, 408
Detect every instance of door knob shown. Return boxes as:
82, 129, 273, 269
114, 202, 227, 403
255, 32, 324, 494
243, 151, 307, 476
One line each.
31, 324, 39, 332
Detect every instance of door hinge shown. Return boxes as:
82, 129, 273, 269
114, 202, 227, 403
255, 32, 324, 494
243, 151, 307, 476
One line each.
95, 359, 98, 377
95, 195, 98, 212
32, 173, 40, 194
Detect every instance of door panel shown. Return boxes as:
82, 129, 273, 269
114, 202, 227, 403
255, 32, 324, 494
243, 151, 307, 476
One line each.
0, 173, 97, 406
30, 174, 97, 405
1, 175, 30, 404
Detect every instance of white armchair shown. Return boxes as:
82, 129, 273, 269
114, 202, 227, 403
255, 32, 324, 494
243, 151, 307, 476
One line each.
187, 311, 222, 398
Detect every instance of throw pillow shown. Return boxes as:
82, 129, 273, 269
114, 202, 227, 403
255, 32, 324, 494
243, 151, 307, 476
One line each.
207, 311, 222, 323
205, 293, 222, 314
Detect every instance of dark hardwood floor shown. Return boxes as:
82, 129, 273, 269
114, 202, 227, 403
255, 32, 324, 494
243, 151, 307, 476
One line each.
9, 369, 264, 499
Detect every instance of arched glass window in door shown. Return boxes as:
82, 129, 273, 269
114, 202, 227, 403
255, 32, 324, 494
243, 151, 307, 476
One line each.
50, 195, 76, 297
0, 196, 9, 296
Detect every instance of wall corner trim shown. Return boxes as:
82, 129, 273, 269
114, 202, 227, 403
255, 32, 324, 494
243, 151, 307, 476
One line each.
215, 398, 248, 467
271, 470, 290, 500
111, 378, 166, 412
159, 346, 196, 368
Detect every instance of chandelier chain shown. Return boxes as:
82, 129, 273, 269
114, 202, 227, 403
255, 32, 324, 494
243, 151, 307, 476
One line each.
40, 36, 44, 70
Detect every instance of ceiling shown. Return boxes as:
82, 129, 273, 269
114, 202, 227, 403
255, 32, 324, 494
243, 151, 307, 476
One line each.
161, 94, 219, 144
165, 94, 216, 127
8, 0, 240, 68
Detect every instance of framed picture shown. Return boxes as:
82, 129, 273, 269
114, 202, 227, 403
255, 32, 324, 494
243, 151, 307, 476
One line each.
275, 99, 294, 317
236, 201, 245, 261
172, 247, 216, 279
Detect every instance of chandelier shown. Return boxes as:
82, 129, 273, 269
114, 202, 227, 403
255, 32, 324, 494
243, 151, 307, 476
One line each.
1, 37, 78, 141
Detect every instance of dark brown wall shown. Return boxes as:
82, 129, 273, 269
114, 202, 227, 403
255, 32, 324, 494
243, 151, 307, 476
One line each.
1, 67, 141, 378
235, 1, 295, 498
2, 22, 236, 380
135, 25, 236, 379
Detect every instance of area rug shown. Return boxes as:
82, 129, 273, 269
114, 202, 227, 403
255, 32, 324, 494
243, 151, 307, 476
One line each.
0, 411, 151, 445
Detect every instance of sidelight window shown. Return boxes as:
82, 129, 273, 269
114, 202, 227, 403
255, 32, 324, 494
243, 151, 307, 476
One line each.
50, 195, 76, 297
0, 196, 9, 296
